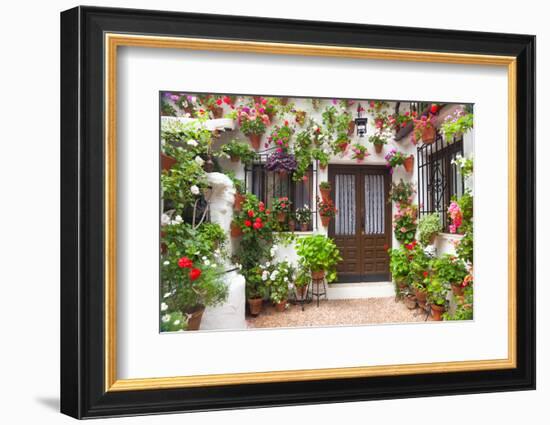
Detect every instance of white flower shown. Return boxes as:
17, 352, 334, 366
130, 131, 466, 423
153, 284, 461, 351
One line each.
284, 277, 289, 282
204, 259, 211, 266
265, 261, 271, 267
163, 260, 170, 266
172, 215, 183, 224
174, 320, 181, 325
194, 156, 204, 166
163, 292, 171, 299
187, 139, 198, 147
190, 185, 200, 195
161, 213, 171, 226
161, 302, 168, 311
261, 271, 269, 281
161, 314, 171, 323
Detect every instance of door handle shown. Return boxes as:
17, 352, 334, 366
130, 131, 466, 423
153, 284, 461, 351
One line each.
360, 208, 365, 234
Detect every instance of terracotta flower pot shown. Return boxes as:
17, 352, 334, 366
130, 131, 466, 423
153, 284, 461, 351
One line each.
185, 305, 205, 331
403, 155, 414, 173
431, 304, 446, 321
279, 97, 289, 105
451, 283, 465, 296
161, 153, 177, 171
230, 222, 242, 238
319, 163, 327, 171
414, 289, 427, 308
248, 298, 263, 316
275, 300, 287, 312
210, 106, 224, 119
311, 270, 326, 280
288, 219, 296, 232
374, 144, 384, 154
300, 223, 309, 232
234, 192, 245, 211
320, 187, 331, 202
295, 285, 308, 299
277, 212, 287, 223
320, 215, 331, 227
347, 120, 355, 136
296, 110, 306, 125
422, 126, 436, 144
249, 134, 262, 151
405, 294, 417, 310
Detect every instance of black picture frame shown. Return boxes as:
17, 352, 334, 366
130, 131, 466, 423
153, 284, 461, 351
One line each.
61, 5, 536, 419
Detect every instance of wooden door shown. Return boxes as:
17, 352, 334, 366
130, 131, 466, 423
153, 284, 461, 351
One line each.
328, 165, 391, 282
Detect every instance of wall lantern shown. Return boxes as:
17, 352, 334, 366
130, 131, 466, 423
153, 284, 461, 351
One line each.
355, 103, 368, 137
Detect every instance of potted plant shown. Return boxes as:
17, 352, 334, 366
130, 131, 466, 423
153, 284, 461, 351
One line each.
388, 245, 411, 296
368, 132, 388, 154
393, 203, 418, 245
294, 269, 310, 300
237, 105, 269, 150
317, 197, 337, 227
288, 211, 297, 232
403, 155, 414, 172
334, 133, 350, 153
244, 266, 268, 316
441, 109, 474, 143
295, 109, 307, 126
161, 151, 177, 171
265, 150, 297, 177
389, 179, 416, 204
272, 197, 291, 223
319, 181, 332, 202
161, 254, 228, 331
221, 139, 256, 164
384, 149, 407, 174
197, 94, 224, 119
266, 261, 294, 312
418, 213, 442, 246
426, 278, 449, 321
406, 244, 431, 307
412, 115, 436, 145
295, 205, 312, 231
312, 148, 330, 170
267, 123, 294, 152
432, 254, 468, 297
351, 144, 369, 162
296, 234, 342, 282
230, 220, 243, 238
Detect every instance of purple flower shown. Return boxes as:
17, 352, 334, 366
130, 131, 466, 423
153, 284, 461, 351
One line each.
242, 106, 250, 114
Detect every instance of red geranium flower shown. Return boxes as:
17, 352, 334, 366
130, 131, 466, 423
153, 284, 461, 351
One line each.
255, 217, 262, 223
216, 98, 223, 106
244, 220, 252, 227
259, 202, 265, 212
247, 210, 255, 217
423, 271, 429, 278
430, 104, 439, 114
189, 268, 202, 281
223, 96, 232, 104
265, 209, 271, 215
253, 221, 263, 230
178, 256, 193, 268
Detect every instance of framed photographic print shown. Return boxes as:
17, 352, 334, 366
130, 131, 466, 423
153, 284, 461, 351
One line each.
60, 6, 536, 419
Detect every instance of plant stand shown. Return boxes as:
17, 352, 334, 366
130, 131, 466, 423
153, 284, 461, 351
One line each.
310, 276, 328, 307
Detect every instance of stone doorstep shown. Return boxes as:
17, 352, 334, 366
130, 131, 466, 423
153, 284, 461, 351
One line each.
326, 281, 395, 300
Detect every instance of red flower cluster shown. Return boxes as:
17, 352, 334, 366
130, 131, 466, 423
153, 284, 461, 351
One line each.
423, 271, 429, 278
404, 240, 418, 251
177, 256, 202, 281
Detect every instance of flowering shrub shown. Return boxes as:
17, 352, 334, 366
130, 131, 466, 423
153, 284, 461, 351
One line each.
368, 127, 392, 147
265, 150, 297, 174
317, 196, 337, 218
386, 110, 416, 132
393, 203, 418, 244
272, 197, 291, 214
432, 254, 468, 287
237, 105, 270, 136
244, 265, 270, 300
351, 144, 369, 161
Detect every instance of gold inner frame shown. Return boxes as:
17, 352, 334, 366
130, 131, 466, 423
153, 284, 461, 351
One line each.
104, 33, 517, 392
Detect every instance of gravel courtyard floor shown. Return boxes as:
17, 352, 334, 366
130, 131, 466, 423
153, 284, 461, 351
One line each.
246, 297, 433, 329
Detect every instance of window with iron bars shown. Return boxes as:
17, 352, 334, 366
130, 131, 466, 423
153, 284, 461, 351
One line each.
244, 153, 318, 231
417, 133, 464, 230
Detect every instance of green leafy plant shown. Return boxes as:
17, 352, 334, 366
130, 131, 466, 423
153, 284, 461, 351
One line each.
221, 139, 256, 164
406, 244, 431, 291
451, 155, 473, 178
388, 245, 411, 284
237, 105, 268, 136
351, 144, 369, 161
384, 149, 407, 169
432, 254, 468, 286
272, 196, 292, 214
244, 265, 269, 300
444, 285, 474, 320
295, 205, 313, 224
426, 278, 449, 306
393, 203, 418, 244
456, 224, 473, 263
160, 310, 187, 332
296, 235, 342, 283
418, 213, 442, 246
368, 132, 389, 147
441, 109, 474, 142
268, 123, 294, 152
